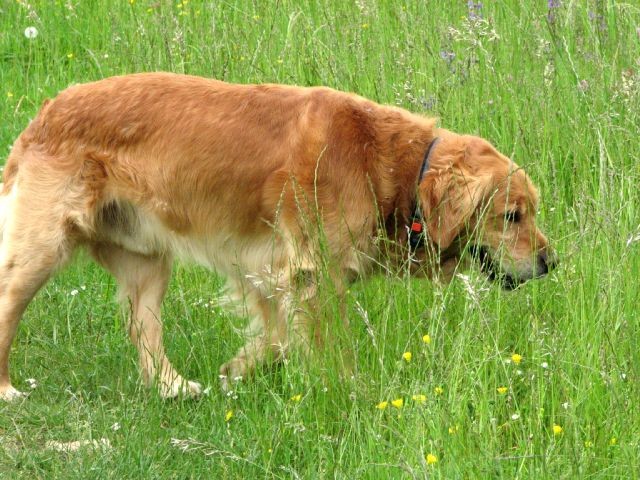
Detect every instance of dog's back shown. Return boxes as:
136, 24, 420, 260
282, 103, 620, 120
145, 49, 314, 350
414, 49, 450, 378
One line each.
9, 74, 338, 248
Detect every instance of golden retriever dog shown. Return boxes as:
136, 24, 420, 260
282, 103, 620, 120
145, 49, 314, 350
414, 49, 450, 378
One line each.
0, 73, 555, 400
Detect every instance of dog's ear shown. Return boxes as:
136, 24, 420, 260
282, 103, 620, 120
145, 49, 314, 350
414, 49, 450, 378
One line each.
419, 166, 491, 250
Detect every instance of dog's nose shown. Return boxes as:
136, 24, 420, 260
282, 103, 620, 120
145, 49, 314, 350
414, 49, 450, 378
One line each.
538, 249, 558, 275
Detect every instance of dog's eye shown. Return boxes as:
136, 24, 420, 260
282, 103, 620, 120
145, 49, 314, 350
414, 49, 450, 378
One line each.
504, 211, 521, 223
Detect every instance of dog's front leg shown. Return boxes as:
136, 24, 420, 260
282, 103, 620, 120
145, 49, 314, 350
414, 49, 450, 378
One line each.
218, 270, 314, 391
218, 269, 354, 390
219, 292, 290, 391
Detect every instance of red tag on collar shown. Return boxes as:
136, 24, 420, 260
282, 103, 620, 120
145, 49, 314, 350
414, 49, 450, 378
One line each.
411, 221, 422, 233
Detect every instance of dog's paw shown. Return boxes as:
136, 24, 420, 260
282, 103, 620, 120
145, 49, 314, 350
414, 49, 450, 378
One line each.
159, 378, 203, 400
218, 359, 246, 392
0, 385, 28, 402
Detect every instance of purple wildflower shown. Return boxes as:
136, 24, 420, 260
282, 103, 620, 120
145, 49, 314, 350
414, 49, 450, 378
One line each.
421, 96, 437, 111
588, 10, 607, 31
467, 1, 483, 21
547, 0, 561, 24
439, 50, 456, 63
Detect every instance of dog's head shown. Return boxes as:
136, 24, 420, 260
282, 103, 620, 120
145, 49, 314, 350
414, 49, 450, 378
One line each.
418, 132, 556, 288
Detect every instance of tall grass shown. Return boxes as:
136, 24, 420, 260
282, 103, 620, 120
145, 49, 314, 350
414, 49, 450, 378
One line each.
1, 1, 639, 478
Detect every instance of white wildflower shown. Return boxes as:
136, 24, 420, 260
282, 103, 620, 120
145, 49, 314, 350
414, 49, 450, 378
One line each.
24, 26, 38, 39
544, 62, 555, 87
626, 231, 640, 247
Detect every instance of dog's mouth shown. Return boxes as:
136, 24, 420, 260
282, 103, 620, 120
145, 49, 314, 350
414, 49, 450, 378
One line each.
468, 245, 520, 290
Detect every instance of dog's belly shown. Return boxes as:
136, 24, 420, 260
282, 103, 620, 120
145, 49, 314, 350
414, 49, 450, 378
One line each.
95, 201, 285, 281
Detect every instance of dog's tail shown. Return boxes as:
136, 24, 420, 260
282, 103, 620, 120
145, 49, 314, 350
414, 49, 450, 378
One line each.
0, 145, 20, 244
0, 122, 28, 244
0, 182, 10, 243
0, 183, 7, 243
0, 100, 54, 243
0, 152, 18, 244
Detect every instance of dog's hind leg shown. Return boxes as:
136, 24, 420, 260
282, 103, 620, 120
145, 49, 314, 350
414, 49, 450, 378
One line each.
90, 243, 202, 399
0, 184, 75, 401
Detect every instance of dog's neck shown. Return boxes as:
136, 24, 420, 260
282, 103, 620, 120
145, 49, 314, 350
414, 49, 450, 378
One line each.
372, 117, 439, 246
406, 137, 441, 252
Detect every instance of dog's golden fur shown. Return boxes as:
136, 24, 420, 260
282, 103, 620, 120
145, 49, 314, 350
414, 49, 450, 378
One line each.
0, 73, 553, 399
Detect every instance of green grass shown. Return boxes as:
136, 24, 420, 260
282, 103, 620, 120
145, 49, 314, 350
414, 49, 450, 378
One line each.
1, 0, 639, 478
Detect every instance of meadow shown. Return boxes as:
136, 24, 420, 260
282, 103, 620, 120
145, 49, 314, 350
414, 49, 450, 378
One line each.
1, 0, 639, 478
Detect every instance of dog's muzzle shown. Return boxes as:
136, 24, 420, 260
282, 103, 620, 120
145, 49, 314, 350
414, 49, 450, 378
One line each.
469, 245, 557, 290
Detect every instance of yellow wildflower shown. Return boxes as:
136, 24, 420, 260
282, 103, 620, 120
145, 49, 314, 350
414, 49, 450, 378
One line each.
434, 386, 444, 395
411, 394, 427, 404
422, 334, 431, 344
448, 425, 459, 434
584, 440, 593, 448
391, 398, 403, 409
6, 92, 13, 98
609, 437, 617, 446
376, 401, 388, 410
290, 394, 302, 402
497, 386, 508, 394
402, 351, 412, 363
66, 53, 74, 59
361, 23, 369, 29
511, 353, 522, 365
553, 424, 563, 436
426, 453, 438, 465
225, 410, 233, 422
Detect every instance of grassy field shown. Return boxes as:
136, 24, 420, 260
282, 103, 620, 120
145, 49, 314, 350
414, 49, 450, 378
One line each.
1, 0, 639, 478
